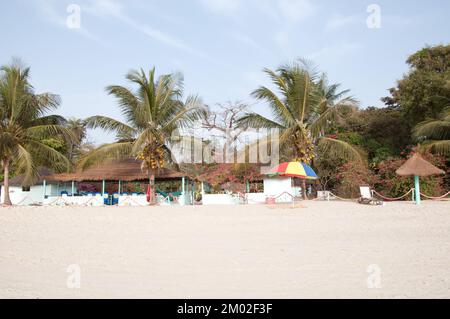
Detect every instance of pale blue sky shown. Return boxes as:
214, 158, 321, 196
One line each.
1, 0, 449, 143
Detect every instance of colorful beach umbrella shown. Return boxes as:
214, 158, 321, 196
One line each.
267, 162, 318, 180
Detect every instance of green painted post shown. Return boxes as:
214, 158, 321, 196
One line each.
414, 175, 421, 205
102, 180, 106, 195
246, 180, 250, 193
71, 181, 75, 197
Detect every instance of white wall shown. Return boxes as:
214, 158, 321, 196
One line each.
246, 193, 266, 204
1, 185, 45, 205
0, 183, 75, 205
202, 194, 239, 205
263, 177, 293, 203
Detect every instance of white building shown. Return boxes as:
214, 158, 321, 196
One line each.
0, 168, 72, 205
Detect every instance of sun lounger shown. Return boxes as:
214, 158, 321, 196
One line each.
358, 186, 383, 205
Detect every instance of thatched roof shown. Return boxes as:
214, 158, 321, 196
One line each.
47, 159, 185, 182
3, 168, 54, 187
396, 153, 445, 177
3, 160, 186, 186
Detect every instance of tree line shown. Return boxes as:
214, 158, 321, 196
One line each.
1, 44, 449, 205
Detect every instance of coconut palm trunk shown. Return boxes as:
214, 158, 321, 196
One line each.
1, 62, 72, 206
150, 173, 155, 204
2, 158, 12, 206
237, 61, 363, 194
301, 179, 307, 200
82, 68, 205, 197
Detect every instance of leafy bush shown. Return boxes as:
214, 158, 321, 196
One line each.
334, 161, 376, 198
373, 152, 446, 198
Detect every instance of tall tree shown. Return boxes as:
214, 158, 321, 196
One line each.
65, 118, 87, 162
382, 45, 450, 127
82, 68, 205, 201
0, 62, 72, 205
237, 61, 362, 198
202, 101, 250, 162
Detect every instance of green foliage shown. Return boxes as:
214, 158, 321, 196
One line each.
372, 147, 393, 164
340, 132, 364, 145
82, 68, 205, 171
314, 146, 346, 191
237, 60, 362, 164
334, 161, 376, 198
374, 153, 446, 198
41, 137, 67, 153
65, 118, 88, 162
340, 106, 410, 160
0, 61, 71, 197
383, 44, 450, 127
414, 108, 450, 155
195, 163, 260, 193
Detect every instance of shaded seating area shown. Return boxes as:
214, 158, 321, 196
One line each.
42, 159, 192, 206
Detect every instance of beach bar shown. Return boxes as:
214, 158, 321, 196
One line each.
1, 159, 192, 206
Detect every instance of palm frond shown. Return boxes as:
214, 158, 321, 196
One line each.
161, 95, 206, 132
318, 137, 364, 163
29, 115, 67, 126
413, 119, 450, 140
105, 85, 145, 128
420, 140, 450, 155
309, 97, 357, 137
25, 124, 76, 142
25, 139, 72, 173
236, 113, 285, 130
15, 93, 61, 124
78, 142, 133, 170
251, 86, 295, 125
16, 144, 36, 186
85, 116, 136, 137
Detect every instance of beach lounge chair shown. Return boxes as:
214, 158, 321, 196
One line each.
358, 186, 383, 205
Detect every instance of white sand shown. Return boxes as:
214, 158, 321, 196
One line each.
0, 201, 449, 299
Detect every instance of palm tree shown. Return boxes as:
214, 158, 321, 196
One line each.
237, 61, 362, 198
413, 107, 450, 155
65, 118, 87, 162
0, 62, 72, 205
82, 68, 205, 201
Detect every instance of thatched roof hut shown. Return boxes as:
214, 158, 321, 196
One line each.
47, 159, 185, 182
4, 168, 54, 187
396, 153, 445, 177
3, 160, 186, 187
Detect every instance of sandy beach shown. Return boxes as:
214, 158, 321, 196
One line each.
0, 201, 449, 299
